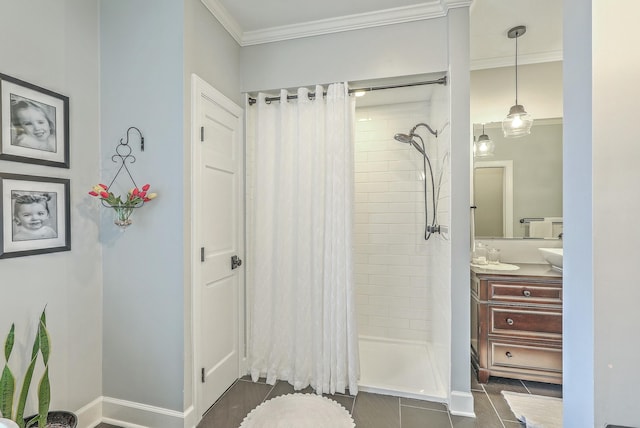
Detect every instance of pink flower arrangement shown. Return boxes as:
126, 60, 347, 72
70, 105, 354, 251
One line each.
88, 183, 157, 208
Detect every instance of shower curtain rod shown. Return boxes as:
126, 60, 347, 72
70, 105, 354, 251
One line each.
247, 76, 447, 106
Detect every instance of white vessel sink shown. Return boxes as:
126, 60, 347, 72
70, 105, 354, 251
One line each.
539, 247, 563, 270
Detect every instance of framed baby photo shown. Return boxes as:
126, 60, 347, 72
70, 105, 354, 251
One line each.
0, 72, 70, 168
0, 173, 70, 259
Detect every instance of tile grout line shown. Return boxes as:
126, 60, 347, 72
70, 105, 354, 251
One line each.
520, 379, 532, 394
481, 384, 508, 428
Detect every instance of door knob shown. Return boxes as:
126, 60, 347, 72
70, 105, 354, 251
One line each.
231, 255, 242, 270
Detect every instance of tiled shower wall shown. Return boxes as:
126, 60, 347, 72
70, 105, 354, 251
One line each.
354, 101, 441, 343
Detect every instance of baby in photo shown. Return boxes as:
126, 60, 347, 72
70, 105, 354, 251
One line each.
12, 192, 57, 241
10, 97, 56, 153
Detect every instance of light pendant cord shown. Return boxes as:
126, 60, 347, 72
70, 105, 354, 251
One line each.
515, 30, 519, 105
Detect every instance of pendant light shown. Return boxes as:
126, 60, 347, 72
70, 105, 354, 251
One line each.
502, 25, 533, 138
474, 124, 495, 157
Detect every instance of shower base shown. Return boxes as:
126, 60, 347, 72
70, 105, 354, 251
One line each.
358, 337, 446, 403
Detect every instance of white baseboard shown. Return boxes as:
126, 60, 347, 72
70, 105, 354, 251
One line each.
75, 396, 102, 428
75, 396, 188, 428
449, 390, 475, 417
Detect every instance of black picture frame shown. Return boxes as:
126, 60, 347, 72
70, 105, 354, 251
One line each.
0, 173, 71, 258
0, 73, 69, 168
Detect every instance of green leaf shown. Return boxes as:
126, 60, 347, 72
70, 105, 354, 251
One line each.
0, 365, 15, 419
4, 324, 14, 362
38, 321, 50, 366
15, 353, 38, 428
37, 366, 50, 428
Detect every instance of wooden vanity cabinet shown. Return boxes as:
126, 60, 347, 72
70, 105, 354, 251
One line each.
471, 270, 563, 384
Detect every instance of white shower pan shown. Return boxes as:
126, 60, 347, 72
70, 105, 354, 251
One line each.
358, 337, 446, 403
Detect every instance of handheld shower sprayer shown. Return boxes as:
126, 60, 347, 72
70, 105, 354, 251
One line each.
392, 122, 441, 240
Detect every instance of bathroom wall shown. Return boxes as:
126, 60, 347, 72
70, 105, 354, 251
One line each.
100, 0, 186, 416
354, 101, 434, 342
0, 0, 102, 422
428, 82, 452, 396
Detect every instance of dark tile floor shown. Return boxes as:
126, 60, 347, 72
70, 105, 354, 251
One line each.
96, 369, 562, 428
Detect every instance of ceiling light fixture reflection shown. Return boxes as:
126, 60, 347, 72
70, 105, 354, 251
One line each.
474, 124, 495, 157
502, 26, 533, 138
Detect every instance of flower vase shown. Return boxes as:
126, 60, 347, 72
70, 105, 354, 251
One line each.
113, 205, 134, 229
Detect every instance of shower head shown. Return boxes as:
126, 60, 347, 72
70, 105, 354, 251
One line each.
393, 133, 427, 158
394, 133, 414, 144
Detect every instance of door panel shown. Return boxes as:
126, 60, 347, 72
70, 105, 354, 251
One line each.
192, 75, 244, 418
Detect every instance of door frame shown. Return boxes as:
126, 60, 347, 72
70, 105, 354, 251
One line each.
473, 160, 513, 237
190, 73, 246, 421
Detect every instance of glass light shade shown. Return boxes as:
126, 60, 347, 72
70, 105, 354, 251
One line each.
474, 134, 495, 157
502, 104, 533, 138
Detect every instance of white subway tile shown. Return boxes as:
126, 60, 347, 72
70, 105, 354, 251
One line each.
353, 233, 369, 244
354, 254, 368, 264
389, 307, 428, 320
388, 181, 423, 192
410, 320, 429, 331
368, 192, 412, 203
369, 316, 410, 329
354, 213, 369, 224
356, 294, 369, 305
358, 224, 389, 234
356, 182, 390, 193
390, 329, 429, 342
369, 234, 417, 245
368, 254, 410, 266
368, 274, 413, 287
358, 325, 387, 337
354, 172, 370, 183
354, 193, 369, 203
354, 244, 389, 255
369, 213, 416, 224
388, 160, 420, 171
368, 150, 412, 162
357, 305, 390, 316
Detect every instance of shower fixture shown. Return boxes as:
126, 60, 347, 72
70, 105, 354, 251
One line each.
393, 122, 443, 240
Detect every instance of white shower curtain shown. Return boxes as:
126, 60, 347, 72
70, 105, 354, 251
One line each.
248, 83, 359, 395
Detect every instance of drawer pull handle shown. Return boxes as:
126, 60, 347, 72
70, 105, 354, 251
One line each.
506, 318, 514, 326
523, 290, 531, 297
506, 351, 513, 358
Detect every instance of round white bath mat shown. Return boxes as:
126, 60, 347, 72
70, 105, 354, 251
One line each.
239, 393, 355, 428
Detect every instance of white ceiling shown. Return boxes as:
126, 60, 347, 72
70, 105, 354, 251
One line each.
202, 0, 562, 69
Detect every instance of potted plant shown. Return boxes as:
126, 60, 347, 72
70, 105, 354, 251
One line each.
0, 309, 76, 428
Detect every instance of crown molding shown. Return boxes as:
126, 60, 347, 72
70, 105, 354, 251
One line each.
202, 0, 472, 47
200, 0, 243, 45
471, 50, 563, 71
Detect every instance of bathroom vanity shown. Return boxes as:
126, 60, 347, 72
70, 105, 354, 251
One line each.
470, 264, 562, 384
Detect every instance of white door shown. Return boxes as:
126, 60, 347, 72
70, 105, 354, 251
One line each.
192, 75, 244, 418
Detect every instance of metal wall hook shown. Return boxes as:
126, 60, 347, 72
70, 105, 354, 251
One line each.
100, 127, 145, 208
122, 126, 145, 151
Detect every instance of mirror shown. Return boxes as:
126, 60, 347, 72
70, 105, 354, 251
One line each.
472, 118, 563, 239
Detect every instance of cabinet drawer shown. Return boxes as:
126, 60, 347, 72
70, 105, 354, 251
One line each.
490, 341, 562, 373
490, 307, 562, 338
488, 281, 562, 304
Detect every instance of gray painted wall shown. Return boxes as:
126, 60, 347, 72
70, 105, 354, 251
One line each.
0, 0, 102, 419
183, 0, 242, 411
563, 0, 595, 425
240, 18, 448, 93
100, 0, 185, 411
